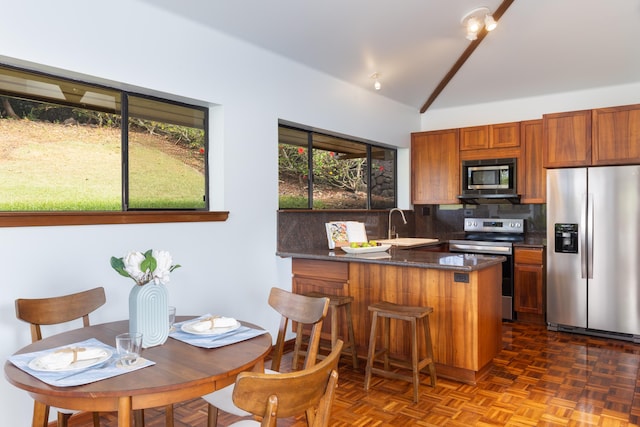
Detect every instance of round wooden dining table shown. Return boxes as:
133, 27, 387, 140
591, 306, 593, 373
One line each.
4, 317, 272, 427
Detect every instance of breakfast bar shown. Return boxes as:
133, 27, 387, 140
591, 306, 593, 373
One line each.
277, 247, 505, 384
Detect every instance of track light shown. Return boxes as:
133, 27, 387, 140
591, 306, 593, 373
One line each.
461, 7, 497, 41
370, 72, 381, 91
484, 13, 497, 31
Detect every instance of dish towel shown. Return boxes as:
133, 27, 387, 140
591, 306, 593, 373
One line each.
8, 338, 155, 387
170, 315, 268, 349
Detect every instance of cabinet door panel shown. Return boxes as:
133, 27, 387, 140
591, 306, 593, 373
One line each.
514, 264, 543, 314
592, 104, 640, 165
460, 126, 488, 150
520, 120, 545, 203
543, 110, 592, 167
490, 122, 520, 148
411, 130, 459, 204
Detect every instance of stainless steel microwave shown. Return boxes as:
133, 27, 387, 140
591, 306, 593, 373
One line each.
461, 158, 516, 195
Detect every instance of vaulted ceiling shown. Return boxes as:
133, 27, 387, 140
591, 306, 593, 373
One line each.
142, 0, 640, 112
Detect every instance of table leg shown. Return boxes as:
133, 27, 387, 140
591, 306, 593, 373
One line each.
134, 409, 145, 426
32, 401, 48, 427
251, 358, 265, 372
117, 397, 132, 427
165, 405, 174, 427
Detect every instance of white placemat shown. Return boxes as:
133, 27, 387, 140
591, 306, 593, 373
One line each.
170, 314, 268, 349
8, 338, 155, 387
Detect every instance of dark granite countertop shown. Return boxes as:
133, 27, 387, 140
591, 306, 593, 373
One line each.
277, 247, 506, 272
514, 233, 546, 248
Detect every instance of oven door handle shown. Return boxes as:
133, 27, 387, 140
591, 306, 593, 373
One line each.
449, 244, 512, 254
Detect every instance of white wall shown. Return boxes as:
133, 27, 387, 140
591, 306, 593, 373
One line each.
0, 1, 419, 424
421, 82, 640, 130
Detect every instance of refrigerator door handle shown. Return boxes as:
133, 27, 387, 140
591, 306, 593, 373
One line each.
580, 193, 588, 279
587, 193, 594, 279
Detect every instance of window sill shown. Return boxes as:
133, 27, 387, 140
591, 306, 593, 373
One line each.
0, 211, 229, 227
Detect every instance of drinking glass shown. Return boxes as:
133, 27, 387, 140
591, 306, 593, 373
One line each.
116, 332, 143, 366
168, 306, 176, 331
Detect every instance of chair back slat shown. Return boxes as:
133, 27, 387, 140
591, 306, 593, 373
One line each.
268, 287, 329, 372
268, 287, 329, 324
233, 340, 343, 427
15, 287, 106, 342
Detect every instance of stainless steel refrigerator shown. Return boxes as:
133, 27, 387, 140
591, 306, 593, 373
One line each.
546, 165, 640, 342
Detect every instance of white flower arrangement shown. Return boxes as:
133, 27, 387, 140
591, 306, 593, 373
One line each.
111, 249, 180, 286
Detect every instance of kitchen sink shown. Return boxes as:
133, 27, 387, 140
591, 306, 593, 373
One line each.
375, 237, 439, 248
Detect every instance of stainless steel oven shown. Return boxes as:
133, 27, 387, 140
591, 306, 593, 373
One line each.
449, 218, 524, 321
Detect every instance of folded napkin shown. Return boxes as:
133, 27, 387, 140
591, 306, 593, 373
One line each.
190, 316, 237, 332
37, 347, 109, 370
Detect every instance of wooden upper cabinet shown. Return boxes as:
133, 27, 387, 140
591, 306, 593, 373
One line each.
490, 122, 521, 149
543, 109, 592, 168
411, 129, 459, 205
460, 126, 489, 150
520, 120, 545, 203
460, 122, 520, 151
592, 104, 640, 165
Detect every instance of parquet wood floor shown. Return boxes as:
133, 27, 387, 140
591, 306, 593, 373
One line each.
67, 322, 640, 426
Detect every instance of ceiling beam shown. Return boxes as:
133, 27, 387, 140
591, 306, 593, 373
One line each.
419, 0, 516, 114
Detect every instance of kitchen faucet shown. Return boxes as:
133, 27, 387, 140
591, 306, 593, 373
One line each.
388, 208, 407, 239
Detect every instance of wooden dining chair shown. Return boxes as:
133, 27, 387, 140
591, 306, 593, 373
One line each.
202, 287, 330, 427
15, 286, 106, 427
228, 340, 342, 427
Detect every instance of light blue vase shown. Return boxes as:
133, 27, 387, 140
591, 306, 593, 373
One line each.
129, 283, 169, 348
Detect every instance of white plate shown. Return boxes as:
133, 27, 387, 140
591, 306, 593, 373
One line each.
181, 318, 241, 336
28, 347, 112, 372
340, 244, 391, 254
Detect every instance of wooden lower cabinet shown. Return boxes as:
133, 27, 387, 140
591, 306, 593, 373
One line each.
292, 258, 502, 384
514, 247, 546, 324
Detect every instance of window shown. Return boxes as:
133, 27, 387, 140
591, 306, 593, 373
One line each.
0, 64, 207, 212
278, 122, 396, 209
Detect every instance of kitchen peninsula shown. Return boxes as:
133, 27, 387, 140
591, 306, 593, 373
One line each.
277, 247, 505, 384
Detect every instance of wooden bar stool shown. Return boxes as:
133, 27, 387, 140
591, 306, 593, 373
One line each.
364, 301, 437, 403
293, 293, 359, 370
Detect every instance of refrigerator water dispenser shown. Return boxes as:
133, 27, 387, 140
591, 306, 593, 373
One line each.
554, 223, 578, 253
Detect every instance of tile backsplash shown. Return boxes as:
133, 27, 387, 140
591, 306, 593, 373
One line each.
278, 204, 546, 251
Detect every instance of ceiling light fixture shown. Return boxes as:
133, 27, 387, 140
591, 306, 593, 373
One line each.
461, 7, 497, 41
370, 72, 381, 91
